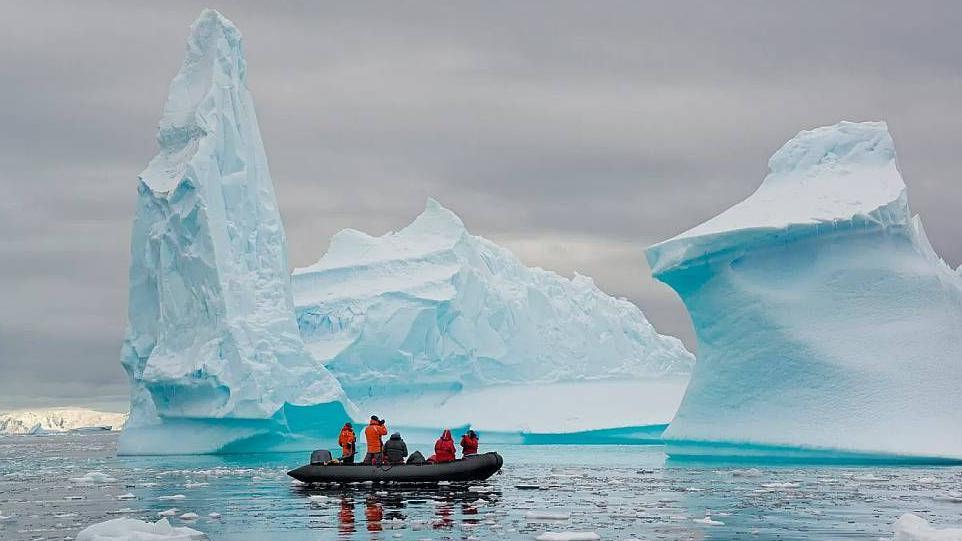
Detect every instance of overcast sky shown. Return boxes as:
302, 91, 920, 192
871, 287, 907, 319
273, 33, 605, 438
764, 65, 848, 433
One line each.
2, 1, 961, 411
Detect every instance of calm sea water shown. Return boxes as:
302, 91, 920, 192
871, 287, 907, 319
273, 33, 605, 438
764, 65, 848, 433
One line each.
1, 432, 961, 540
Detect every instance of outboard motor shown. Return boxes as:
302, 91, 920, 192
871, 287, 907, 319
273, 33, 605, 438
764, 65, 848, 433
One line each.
310, 449, 333, 465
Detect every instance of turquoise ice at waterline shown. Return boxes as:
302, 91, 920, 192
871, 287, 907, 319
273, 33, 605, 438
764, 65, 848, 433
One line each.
3, 432, 962, 541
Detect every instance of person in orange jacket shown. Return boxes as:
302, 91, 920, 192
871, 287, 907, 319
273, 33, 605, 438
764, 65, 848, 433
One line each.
338, 422, 356, 463
428, 429, 457, 463
460, 430, 479, 456
363, 415, 388, 464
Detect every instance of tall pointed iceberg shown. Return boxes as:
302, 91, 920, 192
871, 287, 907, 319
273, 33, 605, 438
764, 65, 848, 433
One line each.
646, 121, 962, 462
294, 199, 694, 441
119, 10, 354, 455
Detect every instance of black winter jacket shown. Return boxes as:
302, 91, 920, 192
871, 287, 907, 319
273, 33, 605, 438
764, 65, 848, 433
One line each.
383, 433, 408, 464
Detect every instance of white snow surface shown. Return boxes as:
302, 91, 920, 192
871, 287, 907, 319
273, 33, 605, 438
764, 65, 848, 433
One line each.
646, 121, 962, 461
648, 121, 906, 274
118, 10, 353, 454
0, 408, 127, 434
76, 517, 205, 541
294, 199, 693, 432
894, 514, 962, 541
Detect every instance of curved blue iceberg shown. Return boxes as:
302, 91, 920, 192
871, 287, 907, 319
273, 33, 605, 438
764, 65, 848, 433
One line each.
119, 10, 355, 455
646, 121, 962, 462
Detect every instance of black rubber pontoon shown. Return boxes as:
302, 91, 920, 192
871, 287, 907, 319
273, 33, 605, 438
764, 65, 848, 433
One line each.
287, 452, 503, 483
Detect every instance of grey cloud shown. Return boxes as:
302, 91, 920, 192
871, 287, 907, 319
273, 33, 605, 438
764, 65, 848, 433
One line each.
2, 1, 962, 406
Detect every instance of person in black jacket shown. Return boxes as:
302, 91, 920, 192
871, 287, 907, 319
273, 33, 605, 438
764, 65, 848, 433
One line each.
382, 432, 408, 464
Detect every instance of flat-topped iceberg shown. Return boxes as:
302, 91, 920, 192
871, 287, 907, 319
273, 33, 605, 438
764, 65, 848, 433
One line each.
647, 121, 962, 462
119, 9, 353, 455
294, 199, 694, 441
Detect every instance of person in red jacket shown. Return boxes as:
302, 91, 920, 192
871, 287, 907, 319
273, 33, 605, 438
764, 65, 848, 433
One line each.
460, 430, 479, 456
338, 422, 356, 463
428, 429, 457, 463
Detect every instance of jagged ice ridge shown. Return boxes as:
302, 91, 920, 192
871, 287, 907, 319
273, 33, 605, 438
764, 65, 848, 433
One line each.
118, 9, 354, 455
293, 199, 694, 438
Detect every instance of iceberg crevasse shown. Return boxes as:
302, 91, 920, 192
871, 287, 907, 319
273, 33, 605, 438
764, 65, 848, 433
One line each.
646, 121, 962, 461
119, 9, 354, 455
294, 199, 694, 437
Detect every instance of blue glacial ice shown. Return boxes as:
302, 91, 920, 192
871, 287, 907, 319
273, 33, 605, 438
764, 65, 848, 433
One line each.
118, 10, 355, 455
646, 121, 962, 462
293, 199, 694, 442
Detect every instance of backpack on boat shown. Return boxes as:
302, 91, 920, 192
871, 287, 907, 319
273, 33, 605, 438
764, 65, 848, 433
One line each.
406, 451, 426, 464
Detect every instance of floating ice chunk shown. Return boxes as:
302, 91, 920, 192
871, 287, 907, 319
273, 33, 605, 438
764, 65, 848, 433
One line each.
0, 513, 13, 522
157, 509, 179, 518
730, 468, 763, 477
184, 482, 208, 489
65, 495, 86, 500
536, 532, 601, 541
179, 513, 199, 520
525, 511, 571, 520
382, 518, 405, 529
107, 508, 140, 515
760, 482, 800, 489
158, 495, 186, 501
308, 495, 328, 505
894, 513, 962, 541
115, 493, 137, 501
468, 485, 494, 493
693, 515, 725, 526
853, 474, 888, 482
207, 513, 221, 519
71, 471, 117, 484
76, 517, 204, 541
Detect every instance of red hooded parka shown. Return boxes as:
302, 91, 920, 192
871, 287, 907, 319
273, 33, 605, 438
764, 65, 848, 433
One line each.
433, 429, 456, 463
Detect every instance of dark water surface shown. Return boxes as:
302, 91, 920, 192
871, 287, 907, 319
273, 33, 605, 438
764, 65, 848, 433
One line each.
1, 432, 961, 540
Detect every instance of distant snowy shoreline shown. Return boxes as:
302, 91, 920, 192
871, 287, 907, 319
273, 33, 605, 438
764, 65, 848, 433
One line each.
0, 407, 127, 434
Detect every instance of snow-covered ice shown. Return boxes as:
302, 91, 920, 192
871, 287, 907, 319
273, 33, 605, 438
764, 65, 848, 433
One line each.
76, 517, 204, 541
894, 513, 962, 541
71, 472, 118, 484
294, 199, 693, 436
118, 9, 354, 455
0, 408, 126, 434
646, 121, 962, 462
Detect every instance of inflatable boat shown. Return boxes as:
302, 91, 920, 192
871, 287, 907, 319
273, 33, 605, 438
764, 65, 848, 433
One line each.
288, 451, 504, 484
